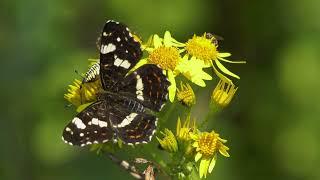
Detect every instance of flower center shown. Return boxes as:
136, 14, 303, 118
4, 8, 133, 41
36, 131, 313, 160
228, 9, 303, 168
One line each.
185, 35, 218, 64
198, 132, 219, 157
148, 46, 180, 70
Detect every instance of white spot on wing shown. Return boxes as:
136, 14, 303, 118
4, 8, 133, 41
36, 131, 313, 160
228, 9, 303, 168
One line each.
136, 75, 144, 90
80, 133, 84, 137
114, 58, 123, 66
120, 60, 131, 69
117, 37, 121, 42
92, 118, 99, 125
103, 32, 111, 36
92, 118, 108, 127
101, 43, 116, 54
72, 117, 86, 129
136, 75, 144, 100
99, 121, 108, 127
116, 113, 138, 128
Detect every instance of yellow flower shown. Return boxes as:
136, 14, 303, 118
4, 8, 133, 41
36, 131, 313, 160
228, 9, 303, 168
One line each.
176, 116, 196, 142
64, 79, 102, 108
156, 128, 178, 153
211, 79, 238, 108
176, 55, 212, 87
134, 31, 211, 102
185, 33, 246, 84
191, 131, 230, 178
176, 82, 196, 107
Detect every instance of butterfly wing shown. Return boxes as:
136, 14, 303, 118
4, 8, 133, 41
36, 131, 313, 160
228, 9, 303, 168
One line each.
118, 64, 170, 112
62, 101, 114, 146
99, 20, 142, 91
107, 104, 157, 145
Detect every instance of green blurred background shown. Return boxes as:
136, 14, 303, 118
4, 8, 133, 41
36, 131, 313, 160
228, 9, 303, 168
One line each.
1, 0, 320, 179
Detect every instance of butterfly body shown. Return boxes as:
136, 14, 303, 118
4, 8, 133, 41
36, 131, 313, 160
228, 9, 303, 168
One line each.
62, 20, 170, 146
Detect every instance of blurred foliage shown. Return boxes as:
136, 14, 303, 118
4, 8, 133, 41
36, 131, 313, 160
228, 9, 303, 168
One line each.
1, 0, 320, 180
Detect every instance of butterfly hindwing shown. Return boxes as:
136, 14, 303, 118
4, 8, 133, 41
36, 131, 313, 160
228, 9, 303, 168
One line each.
99, 20, 142, 90
107, 105, 157, 144
119, 64, 170, 111
63, 101, 157, 146
115, 113, 157, 144
62, 101, 114, 146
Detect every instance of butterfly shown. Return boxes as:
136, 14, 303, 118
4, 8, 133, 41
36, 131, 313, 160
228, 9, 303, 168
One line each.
62, 20, 170, 147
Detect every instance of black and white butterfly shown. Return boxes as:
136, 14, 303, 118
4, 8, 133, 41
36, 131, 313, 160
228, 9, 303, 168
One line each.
62, 20, 170, 146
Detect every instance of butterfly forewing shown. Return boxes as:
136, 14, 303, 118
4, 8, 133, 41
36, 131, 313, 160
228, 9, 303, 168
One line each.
99, 20, 142, 90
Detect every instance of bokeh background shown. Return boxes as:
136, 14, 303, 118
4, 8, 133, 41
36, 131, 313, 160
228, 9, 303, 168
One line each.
1, 0, 320, 179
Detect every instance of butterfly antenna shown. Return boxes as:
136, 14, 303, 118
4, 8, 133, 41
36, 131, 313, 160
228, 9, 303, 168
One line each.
74, 69, 85, 80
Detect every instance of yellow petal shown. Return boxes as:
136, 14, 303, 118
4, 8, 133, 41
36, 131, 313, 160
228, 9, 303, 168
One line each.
167, 70, 176, 102
199, 158, 210, 178
212, 63, 233, 84
128, 58, 148, 74
191, 76, 206, 87
163, 31, 185, 47
176, 56, 212, 87
195, 152, 202, 162
153, 34, 162, 48
215, 60, 240, 79
219, 147, 230, 157
190, 133, 199, 140
163, 31, 172, 47
218, 56, 246, 64
218, 52, 231, 57
208, 155, 217, 173
192, 142, 199, 147
218, 137, 228, 143
76, 102, 93, 113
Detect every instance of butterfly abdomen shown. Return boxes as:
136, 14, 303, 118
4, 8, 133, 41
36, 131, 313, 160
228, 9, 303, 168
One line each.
82, 62, 100, 83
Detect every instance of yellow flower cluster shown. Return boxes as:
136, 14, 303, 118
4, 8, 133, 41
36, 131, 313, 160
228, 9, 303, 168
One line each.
157, 117, 230, 179
138, 31, 245, 103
